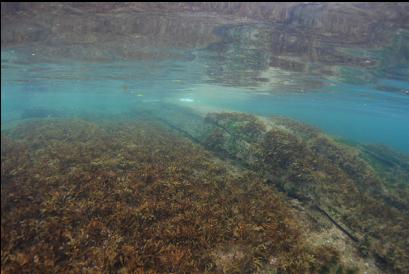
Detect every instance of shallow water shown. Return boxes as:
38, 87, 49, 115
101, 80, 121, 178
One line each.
2, 3, 409, 273
2, 11, 409, 153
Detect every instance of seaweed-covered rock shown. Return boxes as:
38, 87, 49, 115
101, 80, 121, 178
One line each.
200, 111, 409, 273
1, 118, 360, 273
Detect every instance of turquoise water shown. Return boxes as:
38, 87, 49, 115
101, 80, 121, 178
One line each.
2, 4, 409, 273
1, 6, 409, 155
2, 47, 409, 154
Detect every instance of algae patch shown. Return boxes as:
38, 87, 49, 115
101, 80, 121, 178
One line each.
2, 118, 358, 273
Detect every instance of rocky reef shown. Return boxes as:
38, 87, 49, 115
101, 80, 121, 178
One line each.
1, 118, 366, 273
134, 103, 409, 273
2, 104, 408, 273
199, 112, 409, 273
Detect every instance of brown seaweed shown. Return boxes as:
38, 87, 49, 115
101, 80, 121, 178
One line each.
200, 112, 409, 273
1, 119, 359, 273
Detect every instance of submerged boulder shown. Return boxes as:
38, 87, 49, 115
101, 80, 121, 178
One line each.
199, 111, 409, 273
143, 103, 409, 273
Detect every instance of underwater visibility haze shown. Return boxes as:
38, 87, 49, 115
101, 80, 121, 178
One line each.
1, 2, 409, 273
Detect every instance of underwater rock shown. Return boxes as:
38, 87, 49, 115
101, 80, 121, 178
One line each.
139, 103, 409, 273
1, 118, 367, 273
200, 112, 409, 273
